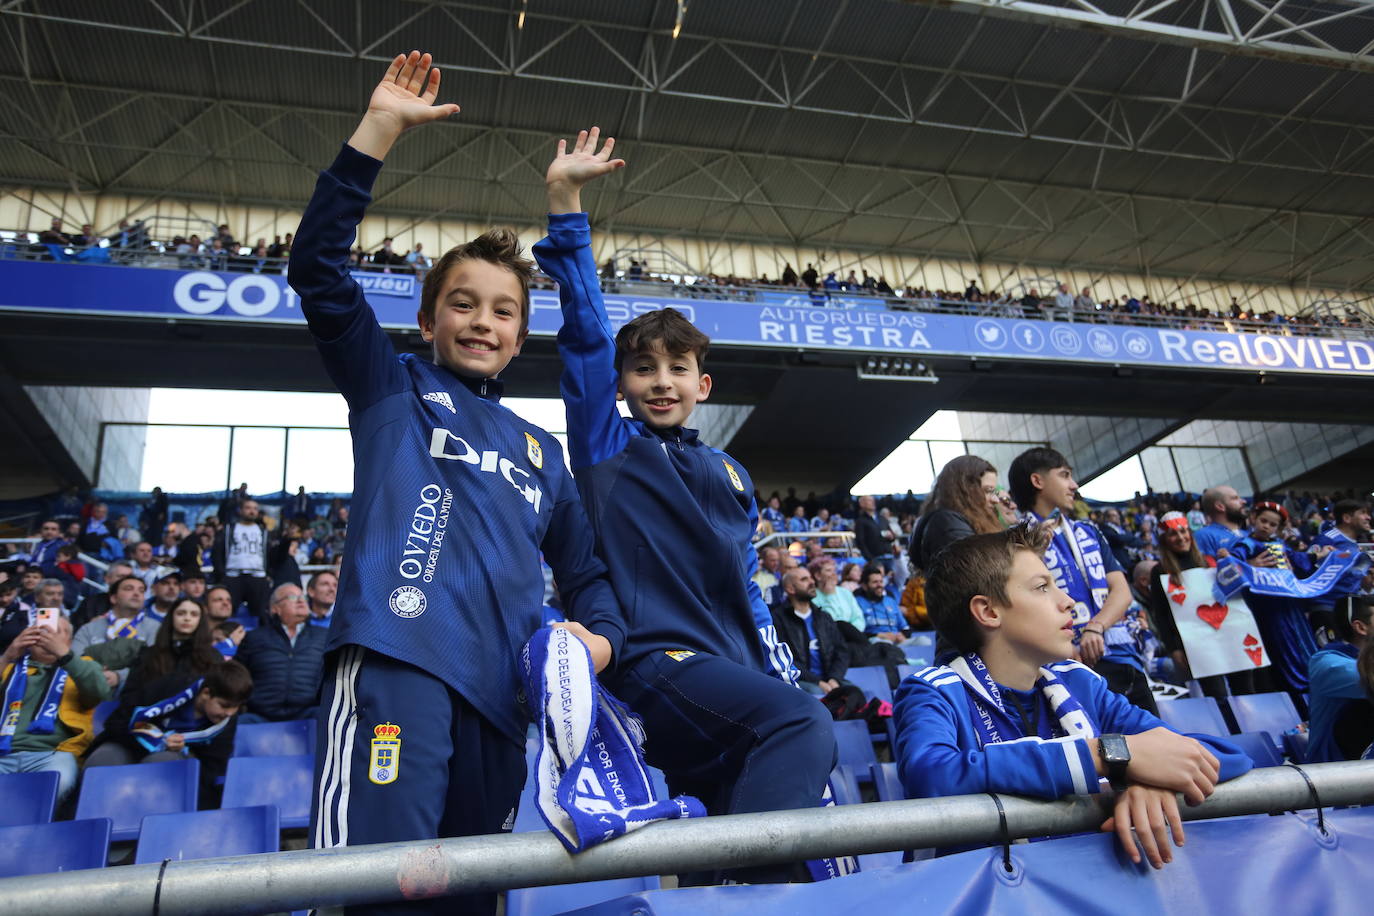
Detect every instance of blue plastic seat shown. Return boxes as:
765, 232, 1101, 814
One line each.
0, 770, 60, 826
1155, 696, 1230, 737
222, 755, 313, 829
234, 719, 317, 757
1229, 731, 1283, 767
833, 720, 878, 784
75, 759, 200, 843
902, 644, 934, 667
135, 805, 279, 864
871, 762, 906, 802
1283, 729, 1309, 764
91, 699, 119, 738
1228, 693, 1302, 751
0, 818, 112, 876
828, 764, 860, 806
507, 876, 660, 916
845, 666, 893, 704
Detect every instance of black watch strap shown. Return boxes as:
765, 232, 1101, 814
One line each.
53, 650, 75, 668
1099, 733, 1131, 790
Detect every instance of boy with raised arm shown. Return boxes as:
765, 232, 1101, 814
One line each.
532, 131, 835, 877
894, 524, 1252, 869
288, 53, 625, 915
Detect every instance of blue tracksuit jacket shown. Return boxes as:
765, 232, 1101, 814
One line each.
532, 212, 793, 680
287, 145, 626, 742
894, 660, 1253, 800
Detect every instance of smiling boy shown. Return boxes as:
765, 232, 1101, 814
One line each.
287, 53, 625, 913
532, 130, 834, 876
894, 524, 1252, 868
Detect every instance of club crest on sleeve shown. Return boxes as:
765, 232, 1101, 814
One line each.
722, 460, 744, 492
665, 650, 696, 661
525, 432, 544, 469
369, 722, 402, 785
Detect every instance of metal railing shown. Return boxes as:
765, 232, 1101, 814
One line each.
0, 761, 1366, 915
3, 232, 1370, 341
753, 530, 855, 554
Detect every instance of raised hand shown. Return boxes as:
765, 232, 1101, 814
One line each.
348, 51, 460, 161
546, 127, 626, 214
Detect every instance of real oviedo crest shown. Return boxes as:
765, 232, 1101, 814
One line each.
369, 722, 402, 785
524, 432, 543, 470
722, 460, 744, 492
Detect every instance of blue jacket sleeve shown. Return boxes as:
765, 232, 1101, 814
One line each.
744, 500, 798, 684
539, 441, 627, 665
1078, 664, 1254, 781
531, 212, 632, 470
893, 675, 1100, 800
286, 143, 407, 411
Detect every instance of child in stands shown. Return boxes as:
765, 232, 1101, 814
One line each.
894, 524, 1252, 869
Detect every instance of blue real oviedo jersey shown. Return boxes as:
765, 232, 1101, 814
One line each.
288, 144, 626, 743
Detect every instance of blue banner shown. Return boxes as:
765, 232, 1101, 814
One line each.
1215, 549, 1370, 602
3, 260, 1373, 377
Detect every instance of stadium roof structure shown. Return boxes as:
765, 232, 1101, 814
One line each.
3, 0, 1374, 291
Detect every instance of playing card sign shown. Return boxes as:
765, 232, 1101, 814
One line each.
1160, 567, 1270, 679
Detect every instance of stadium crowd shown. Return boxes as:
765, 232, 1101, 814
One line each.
9, 218, 1371, 335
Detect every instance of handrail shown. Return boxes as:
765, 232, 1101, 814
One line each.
752, 530, 855, 552
0, 761, 1366, 915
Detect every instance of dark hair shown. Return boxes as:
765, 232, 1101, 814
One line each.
925, 523, 1051, 654
140, 599, 221, 680
1332, 499, 1368, 525
860, 562, 886, 585
1008, 447, 1070, 511
112, 574, 146, 594
56, 544, 79, 558
419, 229, 534, 337
203, 660, 254, 706
923, 454, 1003, 535
1334, 595, 1374, 643
613, 308, 709, 373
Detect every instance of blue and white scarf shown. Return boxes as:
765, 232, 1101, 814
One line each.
1311, 525, 1372, 598
0, 609, 70, 754
128, 678, 231, 753
1030, 512, 1110, 631
520, 627, 706, 853
1215, 546, 1366, 603
106, 610, 148, 642
949, 653, 1096, 748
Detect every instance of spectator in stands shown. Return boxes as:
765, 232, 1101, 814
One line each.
269, 526, 305, 588
140, 487, 169, 543
288, 486, 311, 521
26, 519, 64, 576
1307, 597, 1374, 763
855, 564, 907, 644
1074, 286, 1095, 315
854, 494, 889, 562
71, 575, 160, 687
894, 524, 1251, 868
78, 502, 112, 554
771, 568, 848, 696
205, 586, 234, 629
0, 617, 140, 805
1020, 287, 1041, 319
144, 571, 183, 623
37, 218, 71, 246
1195, 484, 1252, 559
1099, 507, 1140, 572
751, 546, 782, 606
800, 263, 818, 288
810, 507, 832, 531
16, 569, 42, 607
0, 579, 31, 655
174, 526, 213, 578
52, 546, 86, 608
910, 455, 1004, 575
1008, 448, 1148, 711
266, 233, 293, 259
372, 236, 406, 268
70, 561, 133, 632
780, 263, 798, 286
1144, 510, 1256, 705
1053, 283, 1074, 322
152, 526, 180, 563
785, 506, 809, 534
808, 557, 866, 633
406, 242, 431, 275
213, 499, 270, 624
233, 583, 327, 723
305, 570, 337, 627
181, 571, 207, 604
123, 598, 223, 699
1308, 498, 1372, 638
126, 541, 162, 589
87, 660, 252, 807
33, 579, 67, 615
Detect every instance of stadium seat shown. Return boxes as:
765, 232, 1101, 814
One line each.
507, 877, 661, 916
0, 818, 112, 876
902, 644, 935, 668
833, 720, 878, 785
845, 666, 893, 704
871, 762, 905, 802
134, 805, 280, 864
828, 765, 860, 806
1283, 729, 1309, 764
75, 759, 200, 843
0, 770, 60, 826
1228, 732, 1283, 768
1228, 693, 1302, 751
1155, 696, 1229, 737
222, 755, 313, 830
234, 719, 317, 757
91, 699, 119, 738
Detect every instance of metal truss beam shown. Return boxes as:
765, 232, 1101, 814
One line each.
904, 0, 1374, 74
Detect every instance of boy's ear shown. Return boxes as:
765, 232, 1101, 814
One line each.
968, 595, 1002, 632
1028, 470, 1045, 493
416, 309, 434, 342
696, 371, 712, 403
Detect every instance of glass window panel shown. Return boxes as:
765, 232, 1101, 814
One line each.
284, 429, 355, 494
138, 426, 231, 492
228, 427, 287, 495
928, 441, 968, 479
851, 440, 935, 496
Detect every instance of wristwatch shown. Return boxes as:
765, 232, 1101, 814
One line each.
53, 650, 75, 668
1099, 734, 1131, 790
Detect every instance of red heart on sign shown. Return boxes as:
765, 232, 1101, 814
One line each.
1167, 582, 1187, 605
1243, 634, 1258, 646
1243, 633, 1264, 666
1196, 603, 1228, 629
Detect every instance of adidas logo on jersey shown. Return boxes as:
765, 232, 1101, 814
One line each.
422, 391, 455, 413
